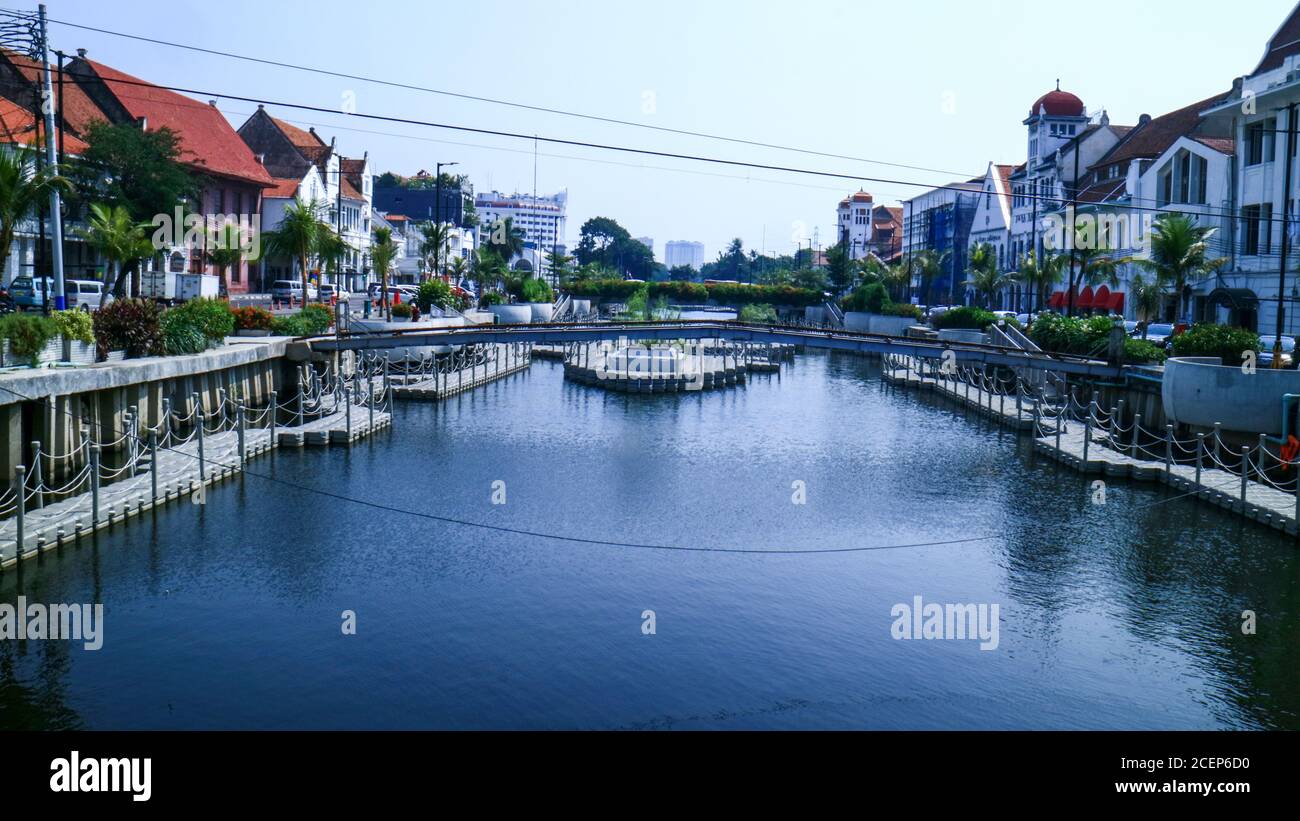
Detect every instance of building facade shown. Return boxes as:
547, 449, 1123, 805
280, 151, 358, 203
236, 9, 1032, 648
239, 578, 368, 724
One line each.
664, 240, 705, 271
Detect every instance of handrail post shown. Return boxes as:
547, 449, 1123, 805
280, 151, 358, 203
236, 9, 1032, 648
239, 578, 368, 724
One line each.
1131, 413, 1142, 459
1164, 425, 1174, 477
1195, 432, 1205, 492
13, 465, 25, 556
162, 397, 172, 443
269, 391, 278, 447
30, 440, 42, 510
1214, 422, 1222, 464
1241, 445, 1250, 509
1083, 406, 1092, 462
149, 428, 158, 504
237, 403, 246, 465
90, 445, 100, 526
196, 406, 206, 483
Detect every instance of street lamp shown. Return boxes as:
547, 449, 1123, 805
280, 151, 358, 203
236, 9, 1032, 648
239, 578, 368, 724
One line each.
435, 161, 458, 282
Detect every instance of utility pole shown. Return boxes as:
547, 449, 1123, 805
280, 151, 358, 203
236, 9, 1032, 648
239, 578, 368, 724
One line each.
1274, 102, 1297, 367
38, 5, 64, 309
1066, 136, 1081, 317
435, 161, 458, 282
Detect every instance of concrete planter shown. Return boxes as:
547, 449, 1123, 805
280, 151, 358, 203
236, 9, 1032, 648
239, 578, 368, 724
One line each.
63, 337, 97, 365
805, 305, 829, 325
103, 350, 127, 363
236, 328, 273, 337
571, 299, 592, 315
1163, 356, 1300, 435
868, 316, 919, 336
843, 311, 873, 332
526, 302, 555, 322
937, 329, 989, 345
490, 304, 533, 325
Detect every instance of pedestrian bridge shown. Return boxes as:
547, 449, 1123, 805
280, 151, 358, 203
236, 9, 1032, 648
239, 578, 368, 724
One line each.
311, 320, 1123, 378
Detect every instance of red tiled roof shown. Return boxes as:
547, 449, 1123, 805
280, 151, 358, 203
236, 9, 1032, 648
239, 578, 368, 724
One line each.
0, 94, 89, 154
1094, 93, 1232, 169
0, 49, 109, 137
384, 213, 409, 222
1191, 135, 1235, 155
76, 58, 273, 186
270, 116, 326, 150
1255, 4, 1300, 75
264, 177, 302, 198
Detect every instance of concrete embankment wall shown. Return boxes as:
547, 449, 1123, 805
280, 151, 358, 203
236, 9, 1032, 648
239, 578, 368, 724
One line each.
0, 338, 300, 483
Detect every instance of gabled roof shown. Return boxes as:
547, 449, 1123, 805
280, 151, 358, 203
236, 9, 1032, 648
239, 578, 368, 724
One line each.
0, 49, 109, 138
1091, 93, 1232, 171
264, 177, 302, 198
1191, 135, 1235, 155
70, 57, 273, 186
0, 94, 89, 154
1254, 2, 1300, 75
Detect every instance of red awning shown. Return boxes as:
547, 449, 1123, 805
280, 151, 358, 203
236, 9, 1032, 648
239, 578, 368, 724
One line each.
1077, 286, 1095, 309
1048, 291, 1064, 308
1093, 285, 1110, 310
1108, 292, 1125, 312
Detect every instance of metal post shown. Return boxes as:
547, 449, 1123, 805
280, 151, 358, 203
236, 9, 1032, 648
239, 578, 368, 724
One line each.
1214, 422, 1222, 464
1032, 397, 1041, 431
162, 397, 172, 443
1131, 413, 1141, 459
196, 407, 206, 482
149, 428, 158, 504
1083, 407, 1092, 462
127, 411, 138, 478
13, 465, 25, 555
1164, 425, 1173, 477
345, 381, 352, 435
269, 390, 278, 447
296, 376, 305, 428
1241, 446, 1250, 508
30, 440, 43, 510
237, 403, 246, 464
1196, 433, 1205, 491
90, 445, 100, 525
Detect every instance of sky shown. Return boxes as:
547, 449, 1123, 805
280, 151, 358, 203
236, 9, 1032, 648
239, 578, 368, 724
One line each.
36, 0, 1300, 264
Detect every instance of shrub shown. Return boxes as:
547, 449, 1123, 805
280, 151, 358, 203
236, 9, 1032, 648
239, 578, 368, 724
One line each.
232, 305, 274, 331
843, 282, 890, 314
93, 299, 163, 359
520, 277, 554, 303
933, 306, 998, 331
167, 297, 235, 343
883, 302, 922, 320
390, 302, 413, 319
1169, 323, 1259, 366
648, 281, 708, 302
51, 309, 95, 344
739, 303, 777, 323
270, 315, 309, 336
160, 310, 208, 355
481, 291, 505, 306
297, 303, 334, 334
1124, 338, 1168, 365
1028, 313, 1115, 356
416, 279, 453, 312
0, 313, 59, 364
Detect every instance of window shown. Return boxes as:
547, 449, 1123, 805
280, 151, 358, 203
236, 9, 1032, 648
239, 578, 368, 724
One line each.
1246, 118, 1277, 166
1244, 203, 1273, 255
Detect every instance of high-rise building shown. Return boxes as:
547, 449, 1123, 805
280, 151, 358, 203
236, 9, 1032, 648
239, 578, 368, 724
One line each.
664, 240, 705, 271
475, 190, 568, 256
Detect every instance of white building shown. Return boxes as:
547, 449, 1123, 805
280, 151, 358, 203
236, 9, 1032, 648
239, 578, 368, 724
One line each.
901, 179, 982, 305
635, 236, 654, 256
664, 240, 705, 271
836, 191, 877, 260
965, 164, 1017, 307
475, 190, 567, 256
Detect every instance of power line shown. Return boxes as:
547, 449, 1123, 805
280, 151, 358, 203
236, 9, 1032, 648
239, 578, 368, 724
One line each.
42, 15, 975, 180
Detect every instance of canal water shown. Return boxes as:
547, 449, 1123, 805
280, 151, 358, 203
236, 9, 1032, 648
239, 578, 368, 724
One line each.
2, 351, 1297, 729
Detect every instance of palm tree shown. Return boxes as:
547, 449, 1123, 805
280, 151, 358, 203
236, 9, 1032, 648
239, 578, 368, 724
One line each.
316, 229, 347, 291
206, 222, 248, 297
485, 216, 525, 265
1129, 272, 1164, 338
1132, 213, 1227, 322
447, 255, 468, 286
419, 221, 451, 279
263, 197, 327, 304
1017, 250, 1064, 315
370, 226, 399, 321
78, 203, 154, 307
909, 249, 950, 306
0, 148, 70, 297
544, 249, 574, 283
963, 242, 1017, 308
473, 247, 508, 296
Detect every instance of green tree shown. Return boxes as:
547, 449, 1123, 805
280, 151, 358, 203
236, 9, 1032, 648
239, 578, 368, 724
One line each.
668, 264, 696, 282
1129, 272, 1164, 336
1132, 213, 1227, 323
1016, 250, 1063, 315
263, 197, 328, 303
544, 249, 574, 281
484, 216, 525, 265
909, 249, 950, 306
206, 222, 252, 296
75, 122, 199, 223
825, 241, 854, 294
370, 225, 399, 320
419, 221, 451, 277
0, 148, 70, 295
963, 242, 1017, 308
77, 203, 154, 307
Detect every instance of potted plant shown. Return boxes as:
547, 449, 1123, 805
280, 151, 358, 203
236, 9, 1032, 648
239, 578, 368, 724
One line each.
53, 309, 97, 364
92, 298, 163, 361
232, 305, 275, 336
0, 312, 60, 366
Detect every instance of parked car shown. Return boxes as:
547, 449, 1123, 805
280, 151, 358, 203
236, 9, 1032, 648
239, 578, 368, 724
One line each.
319, 284, 350, 302
63, 279, 107, 311
7, 275, 49, 310
271, 279, 317, 304
1257, 335, 1297, 368
991, 310, 1017, 322
1137, 322, 1176, 347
